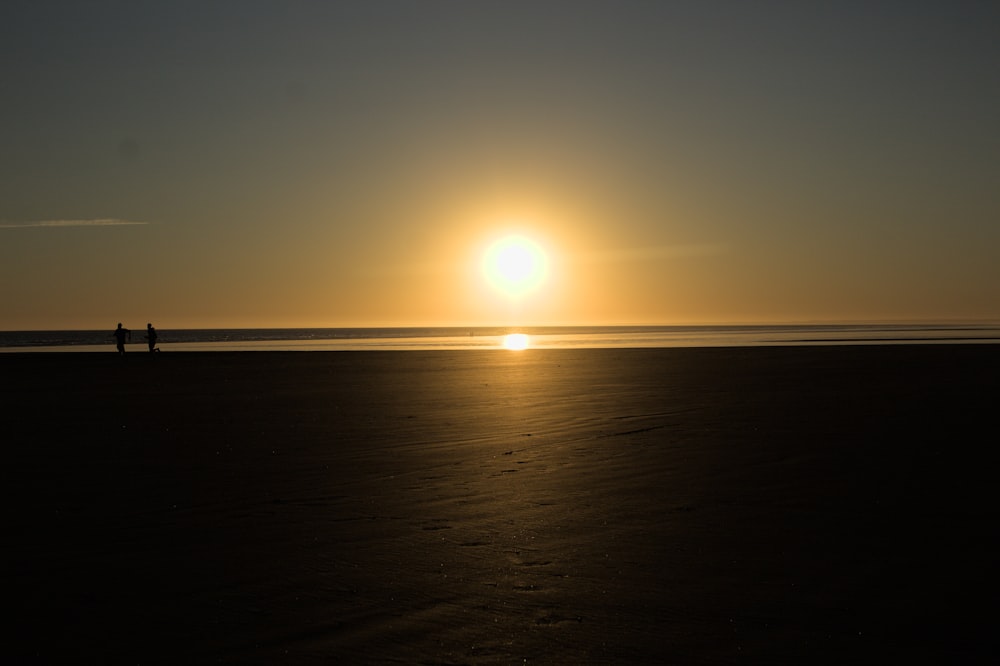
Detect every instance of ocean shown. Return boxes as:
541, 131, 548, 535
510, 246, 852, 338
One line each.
2, 324, 999, 352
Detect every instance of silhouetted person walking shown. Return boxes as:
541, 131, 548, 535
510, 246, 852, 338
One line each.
112, 323, 130, 355
146, 323, 158, 353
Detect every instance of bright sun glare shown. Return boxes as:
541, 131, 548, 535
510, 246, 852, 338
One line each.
482, 235, 548, 298
502, 333, 530, 350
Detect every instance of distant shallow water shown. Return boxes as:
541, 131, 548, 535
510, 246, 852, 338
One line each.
2, 324, 1000, 352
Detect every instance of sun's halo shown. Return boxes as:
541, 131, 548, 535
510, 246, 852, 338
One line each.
482, 235, 548, 298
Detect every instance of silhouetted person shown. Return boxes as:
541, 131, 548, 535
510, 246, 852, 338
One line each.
112, 323, 131, 355
145, 323, 158, 352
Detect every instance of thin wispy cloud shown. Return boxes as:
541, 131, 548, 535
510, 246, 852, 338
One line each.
0, 218, 149, 229
578, 244, 729, 264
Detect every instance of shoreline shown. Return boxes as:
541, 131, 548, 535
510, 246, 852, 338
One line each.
4, 336, 1000, 353
3, 322, 1000, 353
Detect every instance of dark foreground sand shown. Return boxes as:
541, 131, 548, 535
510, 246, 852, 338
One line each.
5, 346, 997, 664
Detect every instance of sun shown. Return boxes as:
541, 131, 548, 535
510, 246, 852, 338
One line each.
482, 235, 548, 298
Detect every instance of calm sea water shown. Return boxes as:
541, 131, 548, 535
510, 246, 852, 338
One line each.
2, 324, 999, 352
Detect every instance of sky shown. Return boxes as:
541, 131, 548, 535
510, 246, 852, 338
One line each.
2, 1, 998, 330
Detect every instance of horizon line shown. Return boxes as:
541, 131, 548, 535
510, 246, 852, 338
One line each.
0, 218, 149, 229
2, 320, 1000, 333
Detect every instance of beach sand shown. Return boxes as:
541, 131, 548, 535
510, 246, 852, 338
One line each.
5, 346, 997, 663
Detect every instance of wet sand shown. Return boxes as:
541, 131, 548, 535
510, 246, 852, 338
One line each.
5, 346, 997, 663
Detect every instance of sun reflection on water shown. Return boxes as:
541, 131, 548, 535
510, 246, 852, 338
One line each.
501, 333, 530, 350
